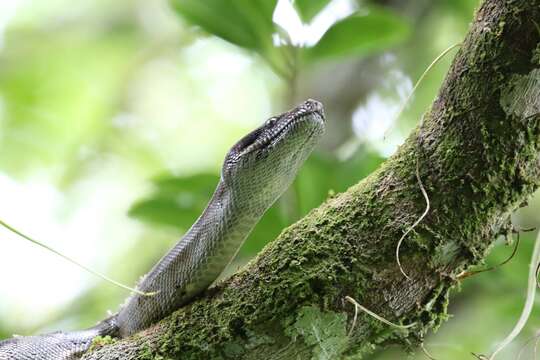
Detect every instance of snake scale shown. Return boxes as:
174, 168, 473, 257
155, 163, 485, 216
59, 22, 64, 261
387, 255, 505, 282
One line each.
0, 99, 326, 359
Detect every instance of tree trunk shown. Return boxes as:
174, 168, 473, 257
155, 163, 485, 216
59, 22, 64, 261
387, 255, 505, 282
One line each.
84, 0, 540, 358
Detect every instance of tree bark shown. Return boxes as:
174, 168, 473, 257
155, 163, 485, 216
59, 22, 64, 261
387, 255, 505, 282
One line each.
84, 0, 540, 358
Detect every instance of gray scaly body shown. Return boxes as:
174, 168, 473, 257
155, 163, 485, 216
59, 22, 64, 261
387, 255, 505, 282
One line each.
0, 99, 326, 359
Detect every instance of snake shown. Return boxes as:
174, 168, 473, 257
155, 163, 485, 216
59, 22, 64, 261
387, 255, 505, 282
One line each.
0, 99, 326, 360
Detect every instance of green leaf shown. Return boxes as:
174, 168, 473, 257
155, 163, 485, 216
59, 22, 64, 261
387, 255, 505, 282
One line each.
169, 0, 278, 51
294, 0, 329, 23
128, 173, 219, 229
305, 7, 410, 62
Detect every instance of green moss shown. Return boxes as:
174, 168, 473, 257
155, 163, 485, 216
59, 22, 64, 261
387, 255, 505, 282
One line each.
88, 336, 116, 352
222, 342, 245, 358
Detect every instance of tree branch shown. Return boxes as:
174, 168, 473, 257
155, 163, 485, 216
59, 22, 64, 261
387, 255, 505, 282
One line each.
84, 0, 540, 358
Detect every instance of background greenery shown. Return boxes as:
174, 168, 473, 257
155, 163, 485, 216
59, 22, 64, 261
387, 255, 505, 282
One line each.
0, 0, 538, 359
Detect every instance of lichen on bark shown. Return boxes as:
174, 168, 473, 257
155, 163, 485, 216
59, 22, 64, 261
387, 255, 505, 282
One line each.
83, 0, 540, 359
500, 69, 540, 118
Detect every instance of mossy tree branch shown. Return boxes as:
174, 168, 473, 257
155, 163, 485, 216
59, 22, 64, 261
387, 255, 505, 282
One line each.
84, 0, 540, 358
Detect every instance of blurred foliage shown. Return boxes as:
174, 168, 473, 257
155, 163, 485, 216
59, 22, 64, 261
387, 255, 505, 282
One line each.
0, 31, 138, 177
294, 0, 329, 22
170, 0, 411, 77
305, 6, 410, 62
0, 1, 539, 359
170, 0, 277, 51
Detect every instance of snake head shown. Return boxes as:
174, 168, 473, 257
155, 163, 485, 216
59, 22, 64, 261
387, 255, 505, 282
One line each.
222, 99, 325, 204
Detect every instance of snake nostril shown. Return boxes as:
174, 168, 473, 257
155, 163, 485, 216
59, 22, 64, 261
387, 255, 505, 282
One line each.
303, 99, 325, 121
305, 98, 323, 111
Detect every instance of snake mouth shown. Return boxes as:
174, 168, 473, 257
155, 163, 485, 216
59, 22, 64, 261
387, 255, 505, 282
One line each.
272, 112, 319, 143
253, 110, 324, 155
235, 114, 317, 157
263, 99, 325, 150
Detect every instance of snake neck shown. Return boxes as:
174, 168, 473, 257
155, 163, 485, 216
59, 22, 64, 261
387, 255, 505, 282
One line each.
147, 180, 264, 281
191, 180, 267, 257
116, 180, 269, 337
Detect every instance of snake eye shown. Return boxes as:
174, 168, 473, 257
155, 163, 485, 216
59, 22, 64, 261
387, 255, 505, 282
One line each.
265, 117, 277, 127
